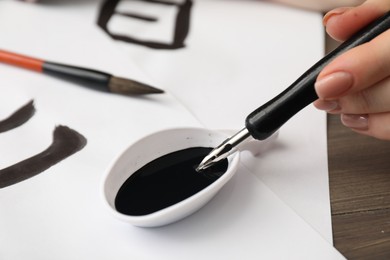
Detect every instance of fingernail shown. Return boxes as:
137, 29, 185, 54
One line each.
315, 72, 353, 99
315, 100, 339, 112
323, 7, 351, 26
341, 114, 369, 130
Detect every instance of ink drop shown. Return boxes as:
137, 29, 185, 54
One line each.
115, 147, 228, 216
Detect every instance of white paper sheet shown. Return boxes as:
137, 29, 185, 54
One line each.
0, 1, 339, 259
107, 0, 332, 241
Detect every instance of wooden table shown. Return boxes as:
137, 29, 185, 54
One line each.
328, 114, 390, 258
325, 35, 390, 258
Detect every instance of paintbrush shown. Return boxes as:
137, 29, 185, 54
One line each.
0, 49, 164, 95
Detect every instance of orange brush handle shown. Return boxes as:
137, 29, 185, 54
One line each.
0, 49, 44, 72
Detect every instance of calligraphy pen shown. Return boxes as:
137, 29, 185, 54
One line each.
0, 49, 164, 95
197, 11, 390, 171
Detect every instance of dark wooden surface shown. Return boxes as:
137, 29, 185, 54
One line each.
328, 114, 390, 259
324, 34, 390, 259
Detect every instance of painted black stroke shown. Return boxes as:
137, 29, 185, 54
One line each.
116, 11, 158, 22
0, 100, 35, 133
0, 125, 87, 188
97, 0, 193, 50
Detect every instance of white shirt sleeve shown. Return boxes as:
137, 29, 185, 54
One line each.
266, 0, 365, 12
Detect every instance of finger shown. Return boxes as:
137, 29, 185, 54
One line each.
315, 76, 390, 114
341, 112, 390, 140
338, 77, 390, 114
315, 30, 390, 100
324, 1, 390, 42
313, 99, 339, 112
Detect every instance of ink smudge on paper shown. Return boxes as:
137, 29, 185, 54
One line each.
97, 0, 193, 50
0, 100, 35, 133
0, 125, 87, 188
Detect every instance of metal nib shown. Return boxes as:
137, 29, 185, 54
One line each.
196, 128, 251, 172
196, 146, 229, 172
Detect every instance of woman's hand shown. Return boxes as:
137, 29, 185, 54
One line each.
314, 0, 390, 140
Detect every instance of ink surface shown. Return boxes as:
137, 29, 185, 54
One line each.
115, 147, 228, 216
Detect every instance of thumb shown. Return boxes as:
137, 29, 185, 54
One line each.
324, 1, 390, 42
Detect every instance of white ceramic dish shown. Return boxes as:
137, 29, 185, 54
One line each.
102, 127, 275, 227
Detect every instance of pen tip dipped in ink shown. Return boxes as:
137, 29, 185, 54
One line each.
196, 155, 216, 172
108, 76, 164, 95
196, 128, 251, 172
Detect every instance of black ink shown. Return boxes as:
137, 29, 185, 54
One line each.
115, 147, 228, 216
0, 100, 35, 133
0, 125, 87, 188
115, 11, 158, 22
97, 0, 193, 50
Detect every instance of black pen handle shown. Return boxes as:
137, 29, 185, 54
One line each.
245, 11, 390, 140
